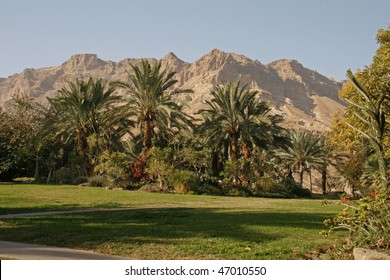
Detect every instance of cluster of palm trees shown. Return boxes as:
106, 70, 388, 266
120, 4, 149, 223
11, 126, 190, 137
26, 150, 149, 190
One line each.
29, 59, 332, 192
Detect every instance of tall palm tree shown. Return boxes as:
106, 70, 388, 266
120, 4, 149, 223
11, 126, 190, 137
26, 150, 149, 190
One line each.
199, 81, 257, 160
112, 60, 193, 154
343, 70, 389, 188
48, 77, 131, 175
278, 130, 325, 187
199, 81, 270, 161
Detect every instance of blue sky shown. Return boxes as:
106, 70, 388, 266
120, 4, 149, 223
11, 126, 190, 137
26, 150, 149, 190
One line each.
1, 0, 389, 80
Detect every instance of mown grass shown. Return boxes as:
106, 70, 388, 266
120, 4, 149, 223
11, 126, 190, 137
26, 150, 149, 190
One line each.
0, 184, 346, 259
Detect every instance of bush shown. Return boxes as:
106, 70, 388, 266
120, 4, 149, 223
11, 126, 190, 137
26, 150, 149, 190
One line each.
322, 189, 390, 254
52, 167, 85, 185
223, 184, 253, 197
284, 177, 312, 197
139, 184, 170, 193
94, 151, 132, 183
250, 177, 295, 198
88, 175, 108, 187
171, 170, 199, 194
193, 183, 223, 196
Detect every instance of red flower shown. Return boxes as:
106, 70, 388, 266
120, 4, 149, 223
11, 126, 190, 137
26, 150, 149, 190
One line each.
131, 156, 147, 179
370, 192, 376, 197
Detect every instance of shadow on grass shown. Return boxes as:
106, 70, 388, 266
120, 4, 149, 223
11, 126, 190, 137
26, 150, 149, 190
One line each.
0, 204, 83, 215
0, 208, 332, 249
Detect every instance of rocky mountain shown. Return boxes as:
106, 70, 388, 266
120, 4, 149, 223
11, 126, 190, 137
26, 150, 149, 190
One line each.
0, 50, 344, 131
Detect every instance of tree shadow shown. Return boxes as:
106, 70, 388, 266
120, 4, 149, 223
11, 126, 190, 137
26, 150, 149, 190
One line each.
0, 207, 332, 250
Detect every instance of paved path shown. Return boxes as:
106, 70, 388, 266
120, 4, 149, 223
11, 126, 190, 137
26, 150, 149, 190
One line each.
0, 240, 130, 260
0, 208, 137, 260
0, 207, 137, 219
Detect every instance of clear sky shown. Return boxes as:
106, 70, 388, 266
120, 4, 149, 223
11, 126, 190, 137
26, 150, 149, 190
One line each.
1, 0, 389, 80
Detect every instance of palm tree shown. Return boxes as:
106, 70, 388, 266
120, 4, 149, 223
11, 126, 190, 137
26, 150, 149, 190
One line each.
199, 81, 270, 161
343, 70, 389, 189
112, 60, 193, 154
48, 77, 131, 175
278, 130, 325, 188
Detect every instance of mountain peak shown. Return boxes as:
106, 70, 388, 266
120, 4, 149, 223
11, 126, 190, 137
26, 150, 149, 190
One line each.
62, 54, 105, 71
161, 51, 185, 63
161, 52, 188, 72
164, 52, 178, 59
0, 50, 344, 132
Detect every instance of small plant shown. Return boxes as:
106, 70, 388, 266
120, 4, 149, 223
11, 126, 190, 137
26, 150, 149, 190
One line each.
88, 175, 108, 187
146, 147, 174, 190
171, 170, 199, 194
52, 167, 79, 184
322, 189, 390, 254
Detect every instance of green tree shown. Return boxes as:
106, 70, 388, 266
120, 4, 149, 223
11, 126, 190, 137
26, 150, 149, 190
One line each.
343, 70, 389, 188
146, 147, 174, 189
278, 130, 325, 187
0, 94, 48, 180
199, 81, 275, 161
333, 26, 390, 189
112, 60, 193, 154
0, 107, 20, 178
49, 78, 131, 176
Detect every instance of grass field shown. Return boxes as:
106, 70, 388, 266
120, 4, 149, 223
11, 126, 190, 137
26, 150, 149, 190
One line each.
0, 184, 346, 259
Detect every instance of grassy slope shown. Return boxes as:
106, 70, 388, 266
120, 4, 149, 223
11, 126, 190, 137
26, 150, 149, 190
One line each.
0, 184, 345, 259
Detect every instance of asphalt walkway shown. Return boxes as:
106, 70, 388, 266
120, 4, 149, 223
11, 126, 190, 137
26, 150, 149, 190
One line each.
0, 241, 130, 260
0, 208, 136, 260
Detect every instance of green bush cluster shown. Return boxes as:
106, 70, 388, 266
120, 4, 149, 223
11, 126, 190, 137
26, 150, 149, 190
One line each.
322, 189, 390, 255
171, 170, 199, 194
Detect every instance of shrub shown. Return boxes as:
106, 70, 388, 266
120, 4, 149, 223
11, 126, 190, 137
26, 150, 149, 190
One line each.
94, 151, 132, 183
322, 189, 390, 254
267, 183, 293, 197
52, 167, 81, 184
88, 175, 108, 187
251, 177, 296, 198
171, 170, 199, 194
284, 177, 312, 197
223, 184, 253, 197
193, 183, 223, 196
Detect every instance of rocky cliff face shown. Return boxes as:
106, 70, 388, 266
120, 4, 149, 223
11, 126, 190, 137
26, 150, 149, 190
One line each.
0, 50, 344, 131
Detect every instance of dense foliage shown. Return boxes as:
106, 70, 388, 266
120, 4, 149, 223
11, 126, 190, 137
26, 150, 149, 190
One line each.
322, 26, 390, 258
0, 28, 389, 205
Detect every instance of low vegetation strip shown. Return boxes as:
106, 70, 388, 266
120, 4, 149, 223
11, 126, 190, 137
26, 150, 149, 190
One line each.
0, 184, 345, 259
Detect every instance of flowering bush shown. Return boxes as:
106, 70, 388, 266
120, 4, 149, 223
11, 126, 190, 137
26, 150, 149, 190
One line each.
131, 157, 147, 179
322, 189, 390, 252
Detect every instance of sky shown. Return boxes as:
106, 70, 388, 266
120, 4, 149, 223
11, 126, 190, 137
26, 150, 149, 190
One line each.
1, 0, 389, 81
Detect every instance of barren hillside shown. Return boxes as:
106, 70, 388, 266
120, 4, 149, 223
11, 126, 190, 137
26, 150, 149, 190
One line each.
0, 50, 344, 131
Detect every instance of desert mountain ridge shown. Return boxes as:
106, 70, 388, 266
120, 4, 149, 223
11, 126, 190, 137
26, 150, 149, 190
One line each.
0, 49, 345, 132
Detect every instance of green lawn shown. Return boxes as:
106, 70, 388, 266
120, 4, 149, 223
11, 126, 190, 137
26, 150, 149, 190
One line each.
0, 184, 346, 259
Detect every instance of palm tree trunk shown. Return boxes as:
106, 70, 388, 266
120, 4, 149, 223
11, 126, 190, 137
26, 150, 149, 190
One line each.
241, 144, 251, 186
142, 118, 153, 153
230, 133, 239, 160
76, 125, 84, 157
300, 170, 304, 187
211, 151, 219, 176
34, 154, 39, 181
321, 166, 327, 194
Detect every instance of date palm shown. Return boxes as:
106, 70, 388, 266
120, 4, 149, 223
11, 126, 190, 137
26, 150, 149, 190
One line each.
112, 60, 193, 154
278, 130, 325, 187
199, 81, 274, 161
49, 78, 131, 175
